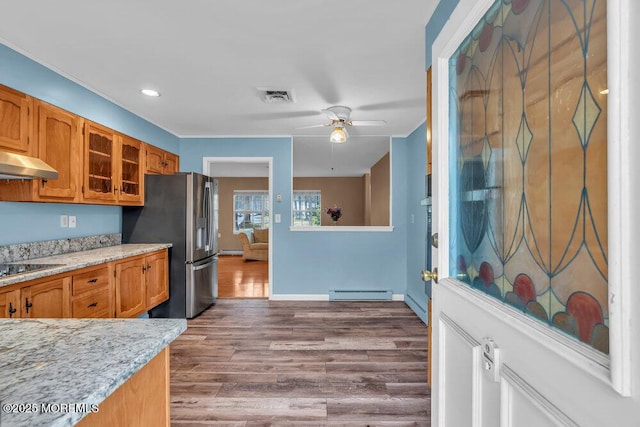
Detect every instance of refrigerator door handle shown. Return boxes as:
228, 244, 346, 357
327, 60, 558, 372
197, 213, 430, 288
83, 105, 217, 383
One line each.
203, 182, 211, 251
192, 262, 212, 271
208, 181, 215, 254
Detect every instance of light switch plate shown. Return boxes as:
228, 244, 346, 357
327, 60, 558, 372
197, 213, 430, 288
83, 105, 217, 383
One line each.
69, 216, 77, 228
275, 213, 281, 223
60, 215, 68, 228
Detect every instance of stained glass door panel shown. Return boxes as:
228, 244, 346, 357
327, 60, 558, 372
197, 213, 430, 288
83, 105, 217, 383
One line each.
449, 0, 608, 353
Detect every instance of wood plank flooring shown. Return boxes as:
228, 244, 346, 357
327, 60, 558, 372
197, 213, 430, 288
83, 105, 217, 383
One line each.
170, 299, 430, 426
218, 255, 269, 299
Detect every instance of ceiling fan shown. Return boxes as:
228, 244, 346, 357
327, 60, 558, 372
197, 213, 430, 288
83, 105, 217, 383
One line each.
298, 106, 386, 143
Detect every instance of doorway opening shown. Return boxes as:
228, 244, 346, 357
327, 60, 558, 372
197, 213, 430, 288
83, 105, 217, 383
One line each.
203, 157, 273, 299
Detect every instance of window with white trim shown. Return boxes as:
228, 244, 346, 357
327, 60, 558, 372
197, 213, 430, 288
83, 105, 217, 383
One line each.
233, 191, 269, 233
292, 190, 321, 226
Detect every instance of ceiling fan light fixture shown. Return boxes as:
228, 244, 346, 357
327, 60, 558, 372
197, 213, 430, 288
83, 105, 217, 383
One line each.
330, 126, 347, 143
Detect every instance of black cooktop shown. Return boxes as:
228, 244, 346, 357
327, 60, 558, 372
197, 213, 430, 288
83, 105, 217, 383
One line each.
0, 263, 64, 278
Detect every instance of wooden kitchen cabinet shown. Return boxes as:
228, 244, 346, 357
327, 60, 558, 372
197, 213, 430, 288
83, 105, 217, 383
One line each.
83, 121, 117, 203
163, 151, 179, 174
145, 144, 179, 175
71, 264, 114, 318
82, 123, 146, 206
21, 276, 72, 318
0, 277, 71, 319
77, 347, 171, 427
117, 135, 144, 205
0, 100, 83, 202
115, 250, 168, 318
144, 250, 169, 309
0, 249, 167, 319
0, 84, 33, 154
0, 82, 178, 206
37, 101, 83, 200
115, 256, 147, 318
0, 288, 21, 318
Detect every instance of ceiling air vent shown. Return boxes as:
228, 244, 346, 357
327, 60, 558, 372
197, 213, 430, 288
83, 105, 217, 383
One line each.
258, 88, 296, 104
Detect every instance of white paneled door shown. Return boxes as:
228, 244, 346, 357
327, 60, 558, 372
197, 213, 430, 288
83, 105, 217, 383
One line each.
430, 0, 639, 426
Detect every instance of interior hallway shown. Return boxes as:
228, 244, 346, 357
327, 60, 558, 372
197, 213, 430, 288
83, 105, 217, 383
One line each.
218, 255, 269, 298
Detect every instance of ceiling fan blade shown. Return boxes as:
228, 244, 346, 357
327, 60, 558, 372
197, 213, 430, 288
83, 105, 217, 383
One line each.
321, 109, 340, 121
296, 123, 330, 129
349, 120, 387, 126
357, 98, 424, 111
296, 60, 341, 105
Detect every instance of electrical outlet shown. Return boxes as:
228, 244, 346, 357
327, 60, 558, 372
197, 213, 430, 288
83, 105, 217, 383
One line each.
60, 215, 68, 228
69, 216, 77, 228
275, 214, 281, 223
276, 193, 282, 202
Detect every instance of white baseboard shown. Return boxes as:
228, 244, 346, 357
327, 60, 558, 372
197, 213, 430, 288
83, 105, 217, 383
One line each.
270, 294, 405, 301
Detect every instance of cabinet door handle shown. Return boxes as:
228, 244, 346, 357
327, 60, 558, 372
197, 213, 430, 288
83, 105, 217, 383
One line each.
8, 302, 17, 317
88, 302, 98, 308
41, 179, 47, 187
147, 263, 151, 270
87, 278, 98, 283
142, 265, 146, 272
25, 298, 32, 314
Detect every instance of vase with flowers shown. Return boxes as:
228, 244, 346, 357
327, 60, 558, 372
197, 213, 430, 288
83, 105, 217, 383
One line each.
326, 205, 342, 225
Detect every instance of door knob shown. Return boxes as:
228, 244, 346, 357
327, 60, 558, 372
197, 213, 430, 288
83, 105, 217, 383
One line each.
431, 233, 439, 248
421, 268, 438, 283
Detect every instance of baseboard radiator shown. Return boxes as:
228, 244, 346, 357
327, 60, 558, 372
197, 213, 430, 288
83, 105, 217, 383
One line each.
329, 290, 393, 301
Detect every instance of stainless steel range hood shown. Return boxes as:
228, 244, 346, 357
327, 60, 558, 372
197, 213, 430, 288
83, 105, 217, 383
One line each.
0, 151, 58, 180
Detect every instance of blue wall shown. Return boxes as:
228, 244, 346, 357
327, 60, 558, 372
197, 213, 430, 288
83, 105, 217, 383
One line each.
425, 0, 460, 69
0, 43, 179, 245
1, 203, 121, 245
404, 123, 429, 323
398, 0, 460, 322
180, 136, 409, 297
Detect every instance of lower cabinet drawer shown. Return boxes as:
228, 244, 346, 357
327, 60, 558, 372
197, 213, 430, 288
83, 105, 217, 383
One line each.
72, 266, 110, 296
72, 288, 112, 318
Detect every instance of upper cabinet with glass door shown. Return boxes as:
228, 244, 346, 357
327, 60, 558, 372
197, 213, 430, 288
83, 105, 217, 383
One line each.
82, 123, 145, 206
118, 135, 144, 205
83, 121, 117, 203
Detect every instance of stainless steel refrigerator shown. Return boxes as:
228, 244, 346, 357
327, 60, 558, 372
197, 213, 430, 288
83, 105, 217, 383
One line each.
122, 172, 218, 318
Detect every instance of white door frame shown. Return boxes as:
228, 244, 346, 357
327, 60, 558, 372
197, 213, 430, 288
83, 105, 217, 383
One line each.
202, 156, 274, 298
431, 0, 634, 398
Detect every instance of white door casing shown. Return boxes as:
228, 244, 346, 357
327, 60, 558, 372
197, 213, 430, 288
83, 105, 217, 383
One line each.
430, 0, 639, 425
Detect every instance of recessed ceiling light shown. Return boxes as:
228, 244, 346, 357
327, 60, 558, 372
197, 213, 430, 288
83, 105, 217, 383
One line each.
141, 88, 161, 97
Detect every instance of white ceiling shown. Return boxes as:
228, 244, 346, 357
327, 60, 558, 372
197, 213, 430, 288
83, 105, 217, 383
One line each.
293, 136, 389, 177
0, 1, 436, 176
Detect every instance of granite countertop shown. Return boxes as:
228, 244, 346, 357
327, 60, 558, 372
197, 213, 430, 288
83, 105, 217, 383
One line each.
0, 318, 186, 427
0, 244, 172, 288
